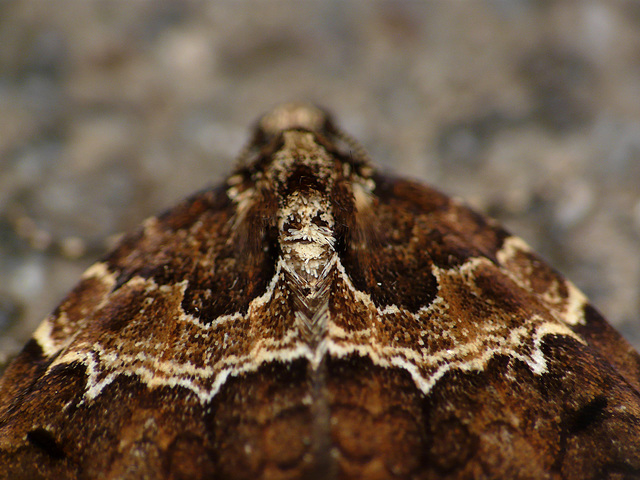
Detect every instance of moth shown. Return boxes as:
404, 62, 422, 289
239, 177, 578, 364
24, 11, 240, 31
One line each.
1, 103, 639, 480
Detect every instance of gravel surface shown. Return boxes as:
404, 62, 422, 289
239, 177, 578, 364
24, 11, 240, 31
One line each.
1, 1, 639, 366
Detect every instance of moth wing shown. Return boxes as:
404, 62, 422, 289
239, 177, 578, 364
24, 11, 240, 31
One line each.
329, 174, 640, 478
0, 184, 282, 479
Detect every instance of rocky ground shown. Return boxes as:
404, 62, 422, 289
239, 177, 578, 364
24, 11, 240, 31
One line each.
1, 1, 639, 365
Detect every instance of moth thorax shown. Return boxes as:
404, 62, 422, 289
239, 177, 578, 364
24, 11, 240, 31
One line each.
278, 191, 336, 285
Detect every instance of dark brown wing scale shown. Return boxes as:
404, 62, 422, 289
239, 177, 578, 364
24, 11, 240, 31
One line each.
1, 103, 639, 480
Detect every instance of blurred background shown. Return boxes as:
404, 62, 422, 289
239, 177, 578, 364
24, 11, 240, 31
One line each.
1, 1, 640, 365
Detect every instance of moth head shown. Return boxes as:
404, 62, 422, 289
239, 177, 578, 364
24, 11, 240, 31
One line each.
236, 103, 372, 182
257, 102, 332, 138
227, 103, 377, 261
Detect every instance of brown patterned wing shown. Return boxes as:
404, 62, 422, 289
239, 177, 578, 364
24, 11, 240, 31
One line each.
327, 173, 640, 479
0, 183, 321, 480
